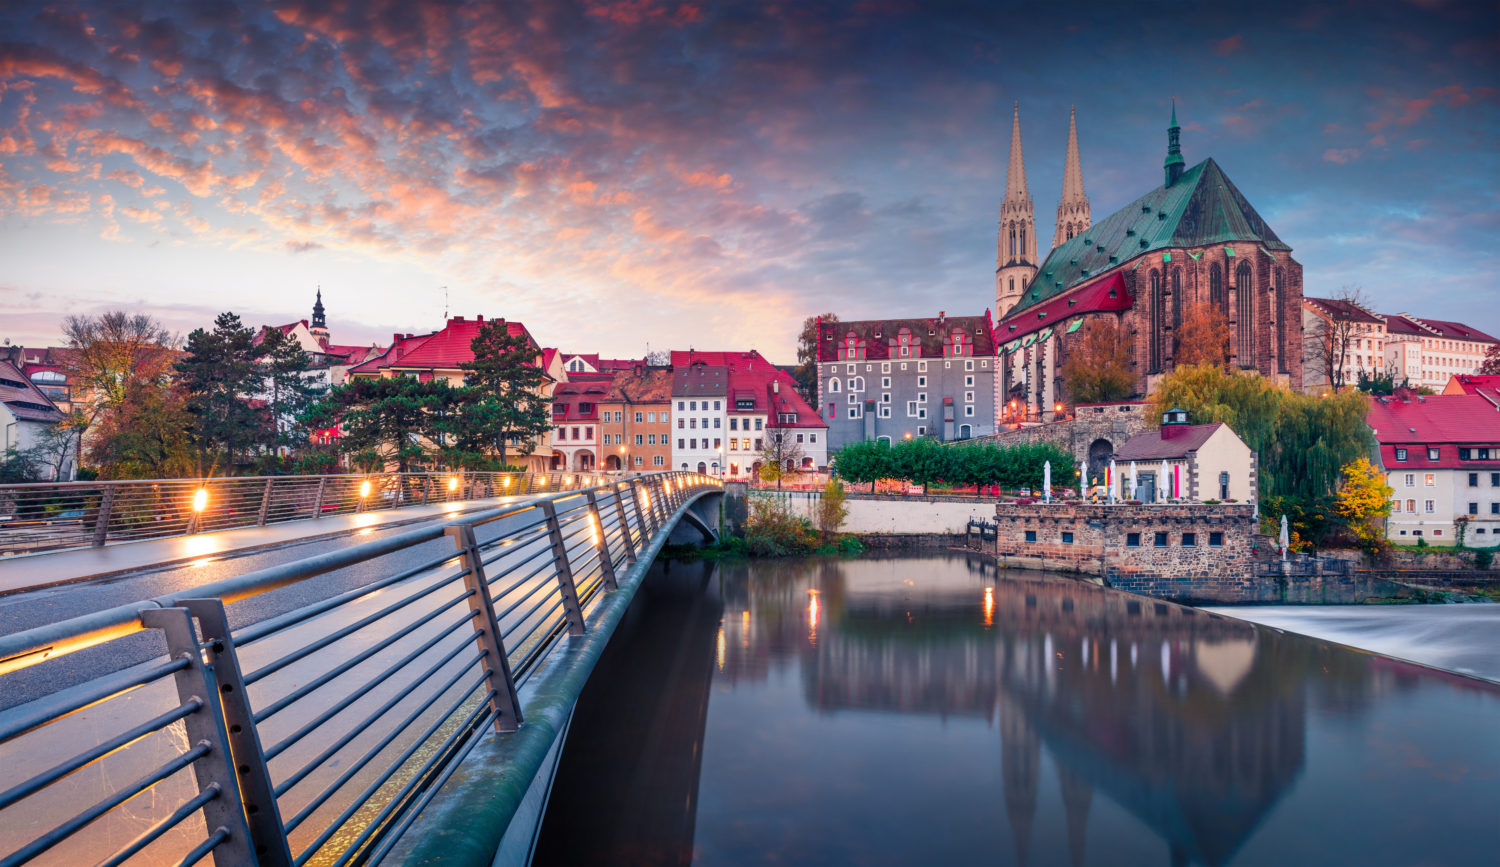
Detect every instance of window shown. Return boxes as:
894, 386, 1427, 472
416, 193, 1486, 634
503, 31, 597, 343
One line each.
678, 418, 684, 429
848, 394, 858, 405
1395, 448, 1407, 462
690, 401, 697, 411
690, 418, 697, 429
852, 376, 864, 391
634, 412, 643, 423
965, 359, 974, 371
1127, 533, 1141, 547
848, 408, 859, 419
879, 405, 892, 418
917, 425, 926, 436
1407, 499, 1416, 512
918, 361, 927, 372
917, 376, 927, 387
714, 418, 721, 428
715, 401, 721, 411
690, 439, 697, 449
1424, 474, 1435, 486
1182, 533, 1197, 547
965, 375, 974, 387
1471, 473, 1480, 487
1405, 473, 1415, 487
1061, 531, 1074, 544
1424, 500, 1436, 513
810, 434, 817, 443
635, 434, 644, 445
965, 406, 975, 417
1154, 532, 1168, 547
714, 438, 721, 448
829, 379, 841, 393
964, 392, 975, 403
1491, 503, 1499, 515
1209, 532, 1224, 547
882, 393, 891, 403
730, 438, 738, 449
678, 438, 684, 449
1493, 473, 1499, 487
1392, 499, 1402, 513
882, 362, 891, 373
918, 392, 927, 403
652, 455, 663, 467
755, 419, 763, 430
1468, 502, 1479, 515
1459, 448, 1470, 460
571, 426, 580, 439
1428, 447, 1440, 461
796, 433, 804, 443
1025, 530, 1037, 543
1219, 472, 1230, 499
754, 438, 763, 450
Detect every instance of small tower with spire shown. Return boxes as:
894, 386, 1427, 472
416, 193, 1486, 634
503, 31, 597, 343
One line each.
310, 286, 329, 341
1052, 106, 1091, 249
1164, 99, 1185, 187
996, 103, 1038, 318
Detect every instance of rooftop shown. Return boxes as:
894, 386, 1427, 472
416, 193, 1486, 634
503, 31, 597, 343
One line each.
816, 312, 997, 362
1114, 422, 1227, 461
0, 360, 65, 423
1368, 393, 1500, 446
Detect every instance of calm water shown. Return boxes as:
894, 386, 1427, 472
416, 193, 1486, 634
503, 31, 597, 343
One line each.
535, 554, 1500, 867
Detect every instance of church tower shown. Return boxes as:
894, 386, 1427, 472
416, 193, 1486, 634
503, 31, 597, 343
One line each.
1052, 107, 1091, 249
310, 286, 329, 342
995, 104, 1037, 319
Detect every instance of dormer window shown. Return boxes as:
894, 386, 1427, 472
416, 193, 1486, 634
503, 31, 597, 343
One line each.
897, 326, 913, 359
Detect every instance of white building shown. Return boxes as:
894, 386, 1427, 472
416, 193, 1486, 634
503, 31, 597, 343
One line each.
1381, 315, 1498, 392
1369, 391, 1500, 545
0, 360, 73, 480
671, 358, 728, 474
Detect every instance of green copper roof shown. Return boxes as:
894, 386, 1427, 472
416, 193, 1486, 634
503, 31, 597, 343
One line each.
1005, 157, 1290, 319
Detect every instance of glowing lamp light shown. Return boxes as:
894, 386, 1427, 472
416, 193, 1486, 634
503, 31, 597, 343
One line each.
191, 488, 209, 512
1054, 403, 1064, 413
447, 477, 458, 491
359, 480, 372, 498
503, 476, 512, 488
904, 432, 913, 440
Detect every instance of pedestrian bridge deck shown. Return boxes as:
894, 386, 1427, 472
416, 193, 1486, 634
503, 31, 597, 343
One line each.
0, 472, 721, 867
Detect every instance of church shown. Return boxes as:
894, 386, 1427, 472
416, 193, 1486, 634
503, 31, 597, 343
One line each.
993, 104, 1305, 423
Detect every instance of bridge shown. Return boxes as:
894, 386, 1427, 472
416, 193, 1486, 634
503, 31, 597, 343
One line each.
0, 470, 723, 867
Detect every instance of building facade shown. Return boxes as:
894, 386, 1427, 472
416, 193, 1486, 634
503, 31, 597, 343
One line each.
0, 359, 72, 480
995, 106, 1303, 420
1381, 315, 1497, 391
671, 357, 728, 474
598, 366, 673, 472
816, 312, 998, 452
1369, 391, 1500, 545
1301, 297, 1386, 391
1111, 411, 1256, 504
549, 381, 606, 471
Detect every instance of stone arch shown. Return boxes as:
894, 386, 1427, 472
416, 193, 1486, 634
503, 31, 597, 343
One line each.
1086, 438, 1114, 484
605, 454, 621, 471
697, 461, 707, 474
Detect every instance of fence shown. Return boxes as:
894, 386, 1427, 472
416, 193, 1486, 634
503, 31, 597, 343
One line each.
0, 471, 602, 557
0, 471, 720, 867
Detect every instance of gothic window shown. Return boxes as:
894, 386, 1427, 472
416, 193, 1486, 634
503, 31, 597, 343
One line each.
1009, 225, 1017, 257
1019, 225, 1027, 257
829, 378, 840, 393
1149, 269, 1164, 373
1275, 267, 1288, 373
1235, 262, 1254, 366
1209, 262, 1225, 314
1008, 278, 1015, 298
1171, 268, 1183, 329
1066, 226, 1074, 241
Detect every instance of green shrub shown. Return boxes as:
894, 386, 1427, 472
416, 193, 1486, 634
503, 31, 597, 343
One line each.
742, 498, 819, 556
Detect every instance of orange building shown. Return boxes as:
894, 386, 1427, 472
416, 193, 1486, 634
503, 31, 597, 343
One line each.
598, 366, 673, 472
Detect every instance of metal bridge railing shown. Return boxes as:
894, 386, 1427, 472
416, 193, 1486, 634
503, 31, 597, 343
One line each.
0, 471, 720, 867
0, 471, 606, 557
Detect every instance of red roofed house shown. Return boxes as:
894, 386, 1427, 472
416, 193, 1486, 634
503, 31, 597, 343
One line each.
1369, 390, 1500, 545
0, 359, 74, 480
549, 381, 610, 471
560, 354, 643, 382
1442, 375, 1500, 403
1381, 314, 1498, 391
1111, 408, 1255, 504
346, 315, 558, 471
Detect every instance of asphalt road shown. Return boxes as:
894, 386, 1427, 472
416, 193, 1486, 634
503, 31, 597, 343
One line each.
0, 510, 520, 711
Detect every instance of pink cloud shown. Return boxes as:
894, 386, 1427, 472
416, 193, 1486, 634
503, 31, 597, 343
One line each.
1215, 35, 1245, 56
1323, 148, 1360, 164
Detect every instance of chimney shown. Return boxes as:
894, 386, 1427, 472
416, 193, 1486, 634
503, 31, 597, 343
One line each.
773, 379, 780, 393
476, 314, 483, 322
1160, 407, 1189, 439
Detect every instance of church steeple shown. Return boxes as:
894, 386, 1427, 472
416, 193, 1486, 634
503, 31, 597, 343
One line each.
996, 103, 1038, 318
1053, 106, 1091, 249
1164, 99, 1185, 187
310, 285, 327, 335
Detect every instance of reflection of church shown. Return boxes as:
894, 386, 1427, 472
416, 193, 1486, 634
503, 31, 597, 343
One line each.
993, 104, 1305, 418
725, 557, 1311, 867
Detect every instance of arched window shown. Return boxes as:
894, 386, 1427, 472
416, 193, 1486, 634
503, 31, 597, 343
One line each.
1275, 267, 1288, 373
1171, 267, 1183, 329
1019, 225, 1027, 257
829, 378, 840, 393
1009, 225, 1017, 257
1235, 261, 1254, 366
1008, 277, 1015, 298
1209, 262, 1225, 314
1149, 270, 1164, 372
1066, 226, 1074, 241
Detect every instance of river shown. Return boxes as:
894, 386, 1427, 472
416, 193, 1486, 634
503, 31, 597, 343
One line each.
535, 553, 1500, 866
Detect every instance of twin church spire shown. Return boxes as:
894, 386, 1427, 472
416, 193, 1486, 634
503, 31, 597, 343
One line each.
995, 105, 1091, 318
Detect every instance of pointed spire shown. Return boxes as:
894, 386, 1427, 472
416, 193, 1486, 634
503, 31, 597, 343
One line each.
1053, 106, 1091, 249
1004, 102, 1030, 201
311, 284, 327, 331
1164, 98, 1185, 187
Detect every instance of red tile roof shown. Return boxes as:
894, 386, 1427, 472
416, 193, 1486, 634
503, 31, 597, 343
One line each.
348, 332, 435, 374
1382, 314, 1498, 344
1367, 394, 1500, 470
817, 311, 997, 362
551, 381, 610, 421
1304, 297, 1382, 325
1114, 422, 1226, 461
996, 272, 1132, 345
0, 360, 65, 423
603, 367, 673, 403
393, 316, 534, 369
1443, 375, 1500, 404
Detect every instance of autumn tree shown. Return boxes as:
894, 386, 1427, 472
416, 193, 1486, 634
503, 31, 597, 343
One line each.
1334, 457, 1393, 551
60, 311, 176, 452
86, 382, 196, 479
1305, 286, 1373, 391
456, 321, 553, 468
758, 429, 807, 489
793, 312, 838, 404
1173, 302, 1232, 369
1060, 318, 1134, 404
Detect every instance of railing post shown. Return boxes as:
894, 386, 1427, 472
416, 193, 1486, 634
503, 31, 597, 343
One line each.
630, 481, 651, 548
256, 478, 274, 526
312, 476, 327, 518
613, 483, 638, 564
91, 484, 116, 547
138, 606, 260, 867
445, 523, 525, 732
584, 491, 618, 591
539, 500, 587, 635
179, 599, 295, 867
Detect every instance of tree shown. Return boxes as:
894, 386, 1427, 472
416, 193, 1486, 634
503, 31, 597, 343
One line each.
1061, 318, 1134, 404
1174, 303, 1232, 369
60, 311, 176, 425
793, 312, 837, 404
1479, 343, 1500, 375
258, 328, 326, 455
0, 447, 42, 483
758, 429, 806, 489
26, 414, 84, 481
86, 382, 196, 479
832, 439, 891, 492
816, 478, 849, 539
176, 313, 264, 475
1334, 457, 1393, 551
456, 321, 552, 468
1305, 286, 1372, 391
303, 376, 452, 473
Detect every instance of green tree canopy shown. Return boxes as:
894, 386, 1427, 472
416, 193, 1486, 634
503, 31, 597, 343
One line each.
176, 312, 264, 475
303, 376, 456, 473
456, 321, 552, 467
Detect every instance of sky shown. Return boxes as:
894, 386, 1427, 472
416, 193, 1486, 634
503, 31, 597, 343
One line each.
1, 0, 1496, 363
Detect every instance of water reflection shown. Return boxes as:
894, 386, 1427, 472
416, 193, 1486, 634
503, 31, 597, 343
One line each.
537, 554, 1500, 867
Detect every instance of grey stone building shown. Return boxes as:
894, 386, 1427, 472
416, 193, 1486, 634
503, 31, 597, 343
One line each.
815, 312, 998, 452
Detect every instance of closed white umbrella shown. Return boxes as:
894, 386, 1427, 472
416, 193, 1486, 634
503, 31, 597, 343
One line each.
1044, 460, 1052, 503
1129, 461, 1138, 502
1080, 466, 1087, 501
1279, 514, 1290, 562
1108, 458, 1117, 504
1159, 460, 1169, 502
